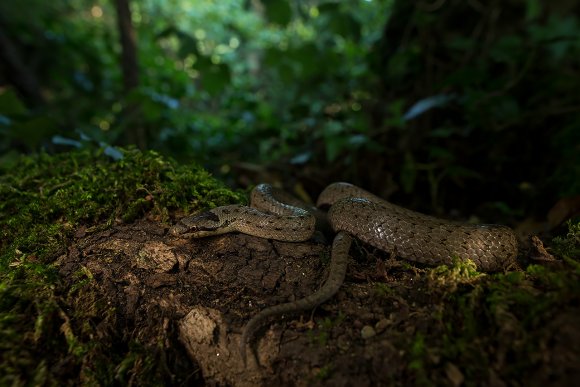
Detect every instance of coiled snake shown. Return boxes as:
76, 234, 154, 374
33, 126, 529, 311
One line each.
170, 182, 518, 364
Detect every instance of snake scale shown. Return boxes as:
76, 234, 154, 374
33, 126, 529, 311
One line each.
170, 182, 518, 364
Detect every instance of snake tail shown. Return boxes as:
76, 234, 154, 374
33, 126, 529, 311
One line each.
240, 232, 352, 365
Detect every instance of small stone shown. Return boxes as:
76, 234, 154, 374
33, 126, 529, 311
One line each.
360, 325, 376, 339
375, 318, 390, 333
336, 335, 350, 351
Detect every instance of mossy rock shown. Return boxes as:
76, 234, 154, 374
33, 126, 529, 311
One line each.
0, 148, 243, 385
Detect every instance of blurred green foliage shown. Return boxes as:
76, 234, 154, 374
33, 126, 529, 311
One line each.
0, 0, 388, 163
0, 0, 578, 214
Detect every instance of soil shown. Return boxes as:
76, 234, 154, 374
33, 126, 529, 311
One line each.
56, 218, 580, 386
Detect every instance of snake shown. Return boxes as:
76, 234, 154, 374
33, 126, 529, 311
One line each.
169, 182, 518, 364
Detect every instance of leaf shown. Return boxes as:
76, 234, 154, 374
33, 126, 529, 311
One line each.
387, 51, 416, 80
528, 14, 580, 61
102, 145, 124, 161
201, 63, 231, 96
490, 35, 524, 64
0, 89, 28, 116
0, 115, 12, 126
429, 127, 456, 138
290, 151, 311, 165
264, 47, 295, 81
292, 44, 324, 77
323, 120, 345, 136
403, 94, 456, 121
385, 99, 405, 128
9, 116, 58, 148
145, 89, 180, 110
52, 135, 82, 148
325, 137, 347, 162
160, 28, 200, 59
348, 134, 367, 146
428, 146, 454, 161
491, 96, 520, 123
525, 0, 541, 21
262, 0, 292, 26
445, 36, 475, 52
322, 120, 347, 161
318, 3, 361, 41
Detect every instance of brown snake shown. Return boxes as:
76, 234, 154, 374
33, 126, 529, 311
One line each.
170, 182, 518, 364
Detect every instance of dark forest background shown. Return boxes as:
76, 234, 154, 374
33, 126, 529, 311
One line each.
1, 0, 579, 223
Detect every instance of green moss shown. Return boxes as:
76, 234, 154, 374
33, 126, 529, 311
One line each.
431, 219, 580, 382
408, 333, 425, 369
373, 282, 394, 297
0, 148, 243, 385
313, 364, 333, 381
551, 219, 580, 265
427, 258, 484, 294
408, 333, 431, 385
1, 147, 243, 263
431, 258, 482, 280
308, 313, 345, 347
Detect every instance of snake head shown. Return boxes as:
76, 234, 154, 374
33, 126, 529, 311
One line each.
169, 206, 237, 237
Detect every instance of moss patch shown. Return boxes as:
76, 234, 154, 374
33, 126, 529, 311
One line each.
410, 220, 580, 384
0, 148, 243, 385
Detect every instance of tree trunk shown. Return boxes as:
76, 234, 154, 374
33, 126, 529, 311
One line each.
113, 0, 146, 149
0, 17, 45, 107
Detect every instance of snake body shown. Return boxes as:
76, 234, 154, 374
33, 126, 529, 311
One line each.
170, 182, 518, 364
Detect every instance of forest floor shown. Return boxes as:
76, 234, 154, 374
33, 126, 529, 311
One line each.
1, 150, 579, 386
57, 217, 580, 386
